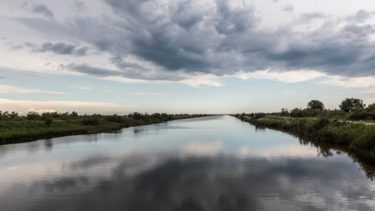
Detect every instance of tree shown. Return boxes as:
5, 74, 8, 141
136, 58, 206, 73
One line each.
339, 98, 366, 112
280, 108, 289, 116
307, 100, 325, 110
366, 103, 375, 112
27, 111, 40, 120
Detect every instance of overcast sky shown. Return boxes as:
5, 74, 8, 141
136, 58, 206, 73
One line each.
1, 0, 375, 114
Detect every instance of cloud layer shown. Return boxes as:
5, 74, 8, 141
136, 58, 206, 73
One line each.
0, 98, 136, 113
8, 0, 374, 83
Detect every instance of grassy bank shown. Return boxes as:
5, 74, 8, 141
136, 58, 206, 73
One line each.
235, 114, 375, 164
0, 112, 207, 145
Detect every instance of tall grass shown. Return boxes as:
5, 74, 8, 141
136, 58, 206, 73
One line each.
0, 112, 207, 144
236, 115, 375, 164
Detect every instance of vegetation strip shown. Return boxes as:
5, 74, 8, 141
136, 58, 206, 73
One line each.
0, 111, 208, 145
235, 98, 375, 164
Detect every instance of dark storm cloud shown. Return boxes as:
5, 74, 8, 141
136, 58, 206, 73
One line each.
73, 1, 87, 12
23, 2, 54, 18
75, 47, 89, 56
38, 42, 75, 54
15, 0, 375, 80
64, 63, 186, 81
64, 63, 120, 77
32, 4, 54, 18
24, 42, 89, 56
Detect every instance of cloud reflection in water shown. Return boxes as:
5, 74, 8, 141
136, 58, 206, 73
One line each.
0, 115, 374, 211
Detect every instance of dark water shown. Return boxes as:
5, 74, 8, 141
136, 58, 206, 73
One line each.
1, 115, 374, 211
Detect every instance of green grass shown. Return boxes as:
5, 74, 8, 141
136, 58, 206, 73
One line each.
0, 113, 207, 145
235, 115, 375, 164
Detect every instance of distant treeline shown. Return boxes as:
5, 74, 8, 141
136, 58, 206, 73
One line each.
236, 98, 375, 121
235, 98, 375, 164
0, 111, 207, 145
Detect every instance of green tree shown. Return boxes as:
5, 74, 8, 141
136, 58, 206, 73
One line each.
366, 103, 375, 112
307, 100, 325, 110
339, 98, 366, 112
71, 111, 78, 117
280, 108, 289, 116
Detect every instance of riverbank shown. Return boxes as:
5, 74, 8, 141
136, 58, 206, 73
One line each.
235, 115, 375, 164
0, 113, 207, 145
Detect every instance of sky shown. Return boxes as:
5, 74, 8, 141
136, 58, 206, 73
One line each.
1, 0, 375, 114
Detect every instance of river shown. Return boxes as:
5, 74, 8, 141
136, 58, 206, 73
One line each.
0, 115, 374, 211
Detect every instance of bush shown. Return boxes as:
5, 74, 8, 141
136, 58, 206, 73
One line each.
350, 128, 375, 156
27, 111, 40, 120
349, 110, 375, 121
280, 108, 289, 116
309, 117, 330, 130
320, 109, 346, 119
82, 117, 100, 126
253, 113, 266, 119
104, 115, 124, 123
367, 103, 375, 112
45, 117, 53, 127
290, 108, 321, 117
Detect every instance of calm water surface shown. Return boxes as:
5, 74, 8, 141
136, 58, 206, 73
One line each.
1, 115, 374, 211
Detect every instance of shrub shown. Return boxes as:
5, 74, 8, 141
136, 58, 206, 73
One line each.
290, 108, 303, 117
366, 103, 375, 112
45, 117, 53, 127
349, 110, 375, 120
309, 117, 330, 130
82, 117, 100, 126
104, 115, 124, 123
350, 128, 375, 155
253, 113, 266, 119
320, 109, 346, 119
27, 111, 40, 120
280, 108, 289, 116
290, 108, 321, 117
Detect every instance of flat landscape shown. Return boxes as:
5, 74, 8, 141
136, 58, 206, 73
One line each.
1, 0, 375, 210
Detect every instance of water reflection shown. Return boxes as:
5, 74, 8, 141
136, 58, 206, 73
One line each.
0, 115, 374, 211
298, 137, 375, 180
44, 139, 53, 151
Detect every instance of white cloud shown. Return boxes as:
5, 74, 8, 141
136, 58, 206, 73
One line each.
27, 108, 57, 113
321, 76, 375, 88
134, 92, 172, 96
179, 73, 224, 87
234, 69, 375, 91
234, 69, 327, 83
104, 73, 224, 88
237, 144, 318, 159
183, 141, 223, 156
0, 98, 137, 113
0, 85, 66, 94
360, 88, 375, 94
